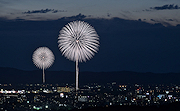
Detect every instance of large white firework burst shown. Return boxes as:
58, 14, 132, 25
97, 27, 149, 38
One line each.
32, 47, 55, 69
58, 20, 99, 62
58, 20, 99, 91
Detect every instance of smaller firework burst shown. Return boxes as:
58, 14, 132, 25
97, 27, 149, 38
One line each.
32, 47, 55, 83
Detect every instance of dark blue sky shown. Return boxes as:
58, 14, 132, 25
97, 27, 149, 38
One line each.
1, 0, 180, 73
0, 15, 180, 73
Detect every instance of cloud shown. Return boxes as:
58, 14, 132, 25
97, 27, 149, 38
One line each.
107, 13, 111, 17
142, 9, 151, 12
151, 4, 180, 10
22, 8, 66, 14
60, 13, 86, 20
150, 19, 156, 22
166, 19, 174, 21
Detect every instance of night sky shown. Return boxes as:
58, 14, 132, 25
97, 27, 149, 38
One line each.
0, 0, 180, 73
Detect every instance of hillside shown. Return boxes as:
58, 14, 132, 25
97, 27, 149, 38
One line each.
0, 67, 180, 85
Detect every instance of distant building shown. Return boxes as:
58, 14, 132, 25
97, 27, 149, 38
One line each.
57, 87, 70, 92
78, 95, 88, 102
157, 94, 166, 99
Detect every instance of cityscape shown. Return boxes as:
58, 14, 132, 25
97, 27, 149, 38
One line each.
1, 1, 180, 111
1, 82, 180, 111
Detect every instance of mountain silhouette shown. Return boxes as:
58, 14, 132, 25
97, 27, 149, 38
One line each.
0, 67, 180, 85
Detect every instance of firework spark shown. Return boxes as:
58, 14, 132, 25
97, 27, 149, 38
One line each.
32, 47, 55, 83
58, 21, 99, 91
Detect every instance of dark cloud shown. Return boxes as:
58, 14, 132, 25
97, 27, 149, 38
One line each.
151, 4, 180, 10
150, 19, 156, 22
107, 13, 111, 17
0, 17, 8, 21
142, 9, 151, 11
87, 15, 92, 17
22, 8, 66, 14
166, 19, 174, 21
60, 13, 86, 20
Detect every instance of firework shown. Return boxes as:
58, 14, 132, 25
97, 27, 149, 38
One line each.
58, 21, 99, 91
32, 47, 55, 83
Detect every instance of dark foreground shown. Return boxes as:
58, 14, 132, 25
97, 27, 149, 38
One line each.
73, 102, 180, 111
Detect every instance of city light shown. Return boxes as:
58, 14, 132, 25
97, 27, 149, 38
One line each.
0, 83, 180, 110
